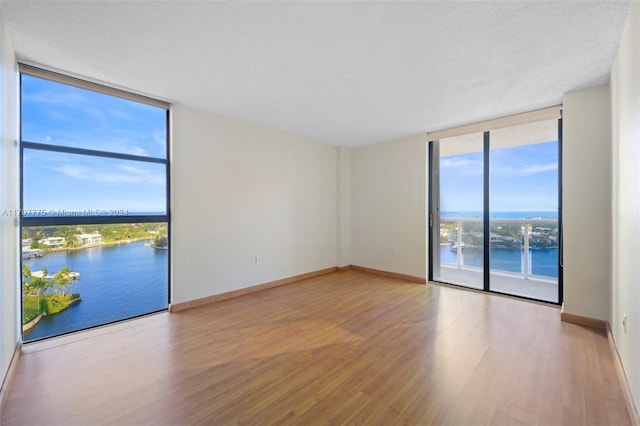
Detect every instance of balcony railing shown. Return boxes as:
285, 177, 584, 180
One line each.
438, 217, 559, 281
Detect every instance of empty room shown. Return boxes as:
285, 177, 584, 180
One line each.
0, 1, 639, 425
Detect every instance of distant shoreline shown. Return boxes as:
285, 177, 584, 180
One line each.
440, 211, 558, 219
29, 237, 153, 256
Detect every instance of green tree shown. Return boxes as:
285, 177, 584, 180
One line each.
153, 235, 168, 249
23, 265, 50, 309
22, 265, 33, 296
22, 264, 31, 279
53, 266, 77, 301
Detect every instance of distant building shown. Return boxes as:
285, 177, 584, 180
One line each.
39, 237, 66, 248
75, 233, 102, 246
22, 247, 43, 259
22, 238, 32, 247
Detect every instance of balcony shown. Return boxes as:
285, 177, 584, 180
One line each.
435, 217, 559, 302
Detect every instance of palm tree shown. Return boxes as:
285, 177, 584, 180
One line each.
53, 266, 77, 301
23, 265, 51, 314
152, 235, 168, 249
22, 265, 33, 296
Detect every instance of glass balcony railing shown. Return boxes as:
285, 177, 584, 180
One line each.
439, 217, 559, 281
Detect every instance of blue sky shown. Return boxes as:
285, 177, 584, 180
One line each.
440, 141, 559, 213
22, 74, 556, 216
22, 75, 167, 214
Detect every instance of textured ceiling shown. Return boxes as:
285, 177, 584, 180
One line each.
0, 1, 631, 147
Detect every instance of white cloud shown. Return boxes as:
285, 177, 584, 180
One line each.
494, 163, 558, 176
107, 108, 133, 121
52, 164, 164, 185
441, 157, 480, 169
24, 89, 86, 107
440, 157, 483, 176
152, 132, 166, 147
102, 138, 149, 157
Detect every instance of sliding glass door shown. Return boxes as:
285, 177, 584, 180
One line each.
489, 120, 559, 301
429, 115, 562, 304
432, 132, 485, 290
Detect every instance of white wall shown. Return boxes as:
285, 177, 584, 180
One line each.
0, 7, 20, 392
337, 146, 351, 267
351, 134, 427, 279
562, 85, 611, 321
171, 104, 338, 304
610, 0, 640, 411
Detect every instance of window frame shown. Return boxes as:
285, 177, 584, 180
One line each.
428, 111, 563, 305
19, 64, 171, 341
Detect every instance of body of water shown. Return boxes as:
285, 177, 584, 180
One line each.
23, 240, 168, 341
440, 245, 559, 278
439, 211, 559, 278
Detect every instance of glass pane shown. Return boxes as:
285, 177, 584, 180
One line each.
22, 223, 168, 342
489, 120, 559, 302
435, 132, 484, 289
23, 149, 167, 216
22, 74, 167, 158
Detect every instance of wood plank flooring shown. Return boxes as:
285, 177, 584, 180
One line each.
1, 270, 632, 425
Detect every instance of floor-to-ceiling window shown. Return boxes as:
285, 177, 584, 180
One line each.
19, 65, 170, 342
431, 132, 485, 290
429, 108, 562, 304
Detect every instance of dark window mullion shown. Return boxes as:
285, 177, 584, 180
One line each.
428, 141, 434, 282
558, 117, 563, 304
165, 109, 172, 305
22, 141, 167, 164
483, 131, 490, 292
22, 215, 169, 227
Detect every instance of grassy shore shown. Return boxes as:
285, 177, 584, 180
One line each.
23, 293, 81, 324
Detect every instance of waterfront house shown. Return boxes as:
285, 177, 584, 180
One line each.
38, 237, 65, 249
74, 233, 102, 247
21, 247, 43, 259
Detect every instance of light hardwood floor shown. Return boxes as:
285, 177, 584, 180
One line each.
1, 270, 632, 425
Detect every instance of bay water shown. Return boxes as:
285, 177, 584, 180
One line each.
23, 240, 168, 341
